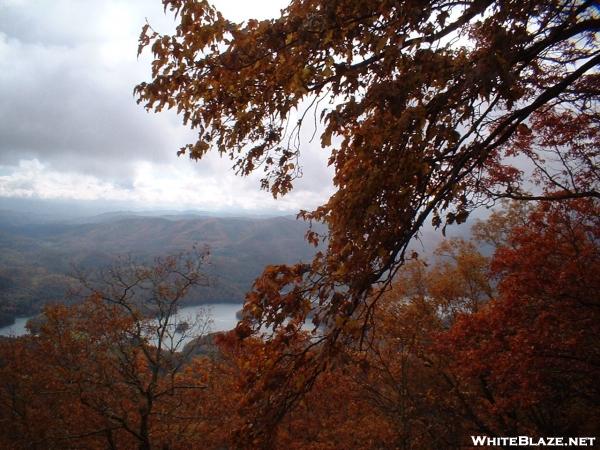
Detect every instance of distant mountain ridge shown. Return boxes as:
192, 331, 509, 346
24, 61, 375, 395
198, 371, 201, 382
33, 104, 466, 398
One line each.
0, 210, 324, 327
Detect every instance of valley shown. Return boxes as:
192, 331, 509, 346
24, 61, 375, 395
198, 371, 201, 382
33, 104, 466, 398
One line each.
0, 210, 323, 327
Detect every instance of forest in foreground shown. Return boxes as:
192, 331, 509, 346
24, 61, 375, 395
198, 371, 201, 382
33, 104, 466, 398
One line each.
0, 200, 598, 449
1, 0, 599, 448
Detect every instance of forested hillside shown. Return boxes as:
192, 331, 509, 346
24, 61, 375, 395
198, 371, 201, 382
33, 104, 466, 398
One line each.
0, 0, 598, 448
0, 213, 322, 326
1, 200, 597, 449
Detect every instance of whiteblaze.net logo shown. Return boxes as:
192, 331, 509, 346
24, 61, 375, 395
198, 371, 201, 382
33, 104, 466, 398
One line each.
470, 436, 596, 447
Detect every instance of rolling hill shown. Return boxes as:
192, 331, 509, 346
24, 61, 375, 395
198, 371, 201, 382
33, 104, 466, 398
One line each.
0, 212, 324, 326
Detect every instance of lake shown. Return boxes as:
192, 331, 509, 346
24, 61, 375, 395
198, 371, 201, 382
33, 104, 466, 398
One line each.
0, 302, 243, 337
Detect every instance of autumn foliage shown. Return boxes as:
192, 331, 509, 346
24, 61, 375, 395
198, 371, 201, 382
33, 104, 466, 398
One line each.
1, 0, 599, 448
133, 2, 599, 424
439, 200, 600, 438
1, 199, 598, 448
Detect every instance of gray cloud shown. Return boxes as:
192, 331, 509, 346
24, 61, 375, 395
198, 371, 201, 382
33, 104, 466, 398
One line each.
0, 28, 180, 181
0, 0, 334, 212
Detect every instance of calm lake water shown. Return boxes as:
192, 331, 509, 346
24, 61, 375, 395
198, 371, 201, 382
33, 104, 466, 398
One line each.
0, 303, 242, 337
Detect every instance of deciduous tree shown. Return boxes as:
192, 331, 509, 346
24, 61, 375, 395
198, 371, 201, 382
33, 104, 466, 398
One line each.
135, 0, 599, 439
0, 250, 222, 450
438, 199, 600, 439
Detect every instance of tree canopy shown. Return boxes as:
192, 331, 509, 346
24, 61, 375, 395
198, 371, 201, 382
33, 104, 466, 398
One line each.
1, 200, 598, 449
134, 0, 599, 438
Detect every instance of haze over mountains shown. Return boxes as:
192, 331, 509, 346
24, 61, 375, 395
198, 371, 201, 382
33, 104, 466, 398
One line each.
0, 197, 468, 329
0, 207, 324, 327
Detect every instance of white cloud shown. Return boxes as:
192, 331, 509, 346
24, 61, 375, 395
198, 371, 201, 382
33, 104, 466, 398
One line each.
0, 158, 333, 213
0, 0, 334, 213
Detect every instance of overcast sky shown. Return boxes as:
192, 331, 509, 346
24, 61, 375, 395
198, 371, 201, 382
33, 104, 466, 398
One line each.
0, 0, 334, 213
